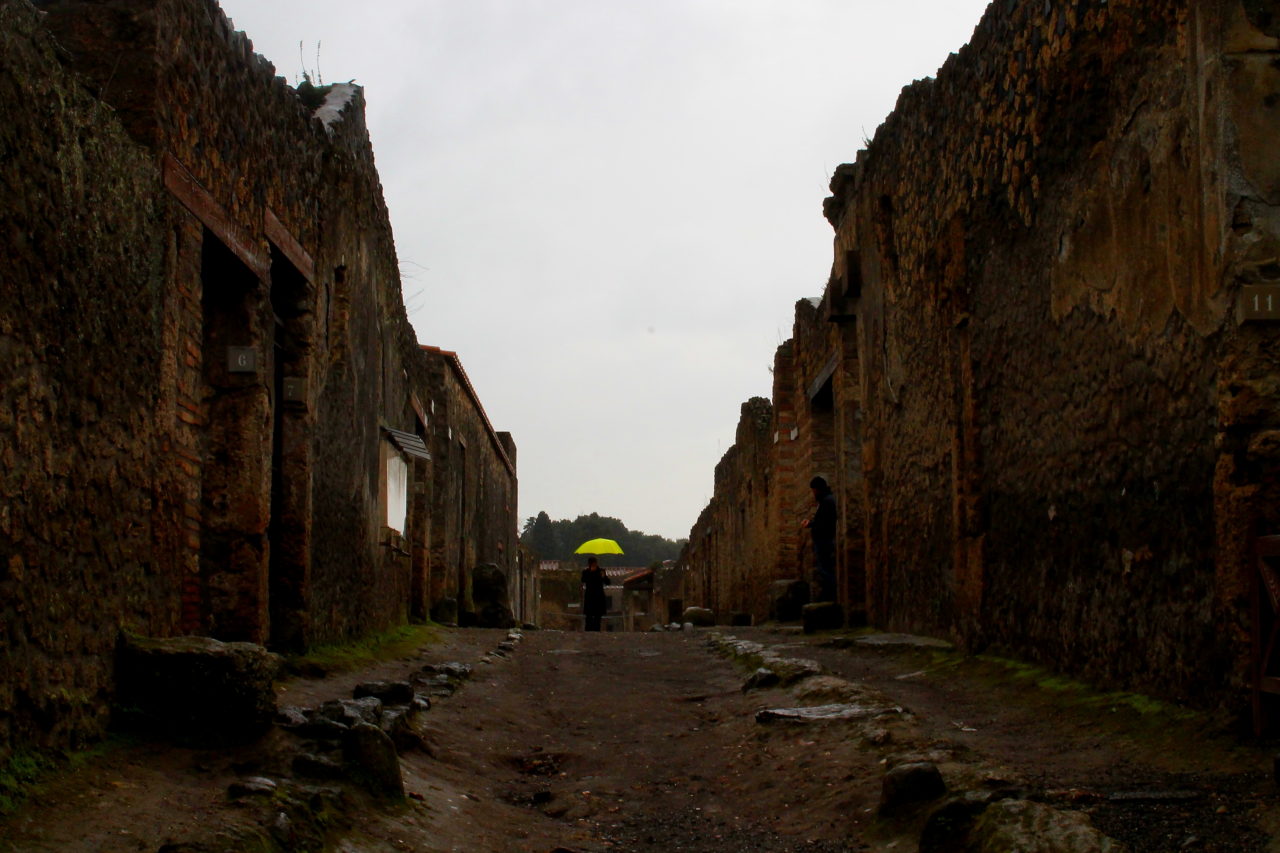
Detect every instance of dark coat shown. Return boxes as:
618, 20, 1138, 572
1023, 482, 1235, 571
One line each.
810, 491, 837, 545
581, 567, 608, 617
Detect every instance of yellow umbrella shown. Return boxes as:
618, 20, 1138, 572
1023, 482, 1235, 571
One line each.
574, 537, 625, 555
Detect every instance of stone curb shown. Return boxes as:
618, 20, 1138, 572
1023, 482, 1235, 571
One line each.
708, 631, 1128, 852
176, 629, 529, 851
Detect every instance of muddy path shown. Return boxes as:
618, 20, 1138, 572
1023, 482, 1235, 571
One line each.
1, 626, 1276, 852
343, 629, 879, 852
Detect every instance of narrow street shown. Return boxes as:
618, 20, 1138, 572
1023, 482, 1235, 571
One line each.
1, 626, 1275, 852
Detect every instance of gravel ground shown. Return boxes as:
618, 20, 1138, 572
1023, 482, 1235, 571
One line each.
2, 625, 1275, 852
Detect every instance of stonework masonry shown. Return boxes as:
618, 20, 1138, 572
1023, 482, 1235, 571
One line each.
420, 346, 521, 623
682, 397, 774, 619
0, 0, 518, 757
681, 300, 861, 624
682, 0, 1280, 713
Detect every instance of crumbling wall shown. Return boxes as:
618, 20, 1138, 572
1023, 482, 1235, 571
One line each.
2, 0, 469, 756
684, 298, 861, 622
681, 397, 779, 622
768, 340, 801, 582
0, 0, 174, 752
819, 0, 1279, 704
305, 90, 428, 644
35, 0, 436, 649
422, 347, 519, 622
686, 0, 1277, 707
784, 300, 850, 604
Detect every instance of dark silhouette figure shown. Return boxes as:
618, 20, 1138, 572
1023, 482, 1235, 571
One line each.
802, 475, 837, 602
581, 556, 608, 631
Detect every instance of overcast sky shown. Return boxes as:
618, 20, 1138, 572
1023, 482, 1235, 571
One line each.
217, 0, 992, 541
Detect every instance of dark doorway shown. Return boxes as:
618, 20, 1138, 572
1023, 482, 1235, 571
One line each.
268, 246, 312, 651
456, 441, 468, 614
199, 229, 267, 641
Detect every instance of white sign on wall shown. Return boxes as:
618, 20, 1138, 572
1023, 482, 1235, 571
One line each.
386, 452, 409, 534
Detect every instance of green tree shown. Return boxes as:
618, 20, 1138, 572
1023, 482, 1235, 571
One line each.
521, 511, 561, 561
521, 510, 684, 566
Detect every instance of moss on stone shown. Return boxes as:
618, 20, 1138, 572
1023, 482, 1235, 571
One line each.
283, 623, 441, 677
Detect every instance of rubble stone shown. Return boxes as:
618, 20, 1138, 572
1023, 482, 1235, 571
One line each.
471, 563, 517, 629
801, 602, 844, 634
342, 722, 404, 799
880, 761, 947, 813
353, 681, 415, 705
968, 799, 1127, 852
682, 607, 715, 627
115, 634, 280, 743
769, 579, 810, 622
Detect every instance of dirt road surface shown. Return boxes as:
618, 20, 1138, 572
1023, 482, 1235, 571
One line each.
1, 626, 1276, 852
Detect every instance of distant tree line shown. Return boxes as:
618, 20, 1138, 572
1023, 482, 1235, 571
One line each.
520, 511, 686, 567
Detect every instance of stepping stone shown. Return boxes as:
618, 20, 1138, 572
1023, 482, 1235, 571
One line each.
856, 633, 954, 649
755, 703, 902, 724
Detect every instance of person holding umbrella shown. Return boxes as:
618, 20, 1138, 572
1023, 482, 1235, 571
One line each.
581, 556, 608, 631
575, 538, 623, 632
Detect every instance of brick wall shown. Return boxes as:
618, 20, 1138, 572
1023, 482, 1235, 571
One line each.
422, 347, 519, 621
1, 0, 515, 756
686, 0, 1280, 710
0, 0, 175, 752
681, 298, 860, 624
680, 398, 773, 622
821, 0, 1277, 704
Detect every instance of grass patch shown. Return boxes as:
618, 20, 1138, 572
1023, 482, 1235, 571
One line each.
0, 736, 127, 816
0, 750, 56, 815
973, 653, 1199, 720
284, 623, 441, 678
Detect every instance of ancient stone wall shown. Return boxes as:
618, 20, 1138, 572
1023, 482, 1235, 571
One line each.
820, 0, 1276, 703
422, 346, 519, 623
768, 341, 801, 581
835, 0, 1280, 704
784, 299, 852, 605
689, 0, 1280, 708
725, 398, 775, 618
0, 0, 176, 753
36, 0, 432, 650
1, 0, 515, 756
682, 299, 861, 623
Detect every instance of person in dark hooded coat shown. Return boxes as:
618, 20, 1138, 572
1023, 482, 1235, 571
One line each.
802, 475, 837, 602
581, 556, 608, 631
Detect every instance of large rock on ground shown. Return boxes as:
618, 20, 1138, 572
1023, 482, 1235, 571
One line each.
315, 696, 383, 729
683, 606, 715, 627
354, 681, 415, 705
343, 721, 405, 799
769, 579, 810, 622
431, 596, 459, 625
919, 791, 1001, 852
802, 601, 844, 633
880, 761, 947, 813
472, 563, 516, 629
115, 634, 281, 743
759, 652, 822, 685
742, 667, 781, 692
968, 800, 1127, 852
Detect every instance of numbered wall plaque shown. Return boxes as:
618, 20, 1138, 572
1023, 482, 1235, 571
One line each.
227, 347, 257, 373
283, 377, 307, 403
1241, 285, 1280, 322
